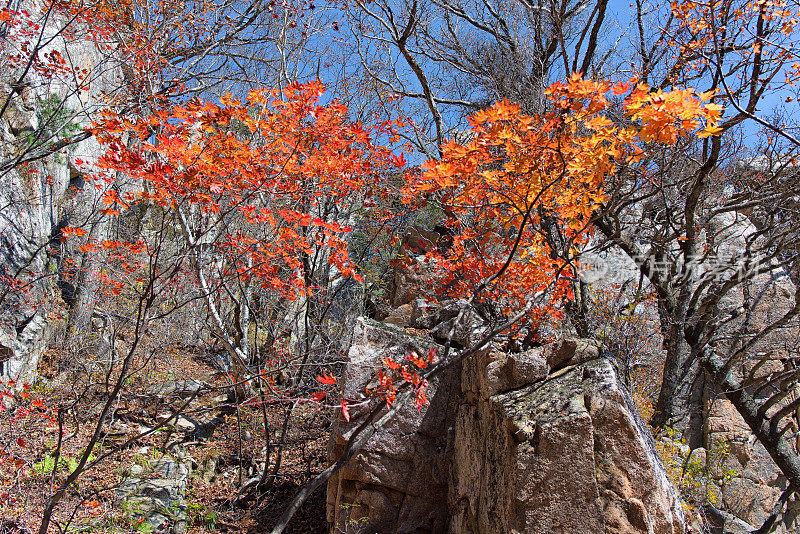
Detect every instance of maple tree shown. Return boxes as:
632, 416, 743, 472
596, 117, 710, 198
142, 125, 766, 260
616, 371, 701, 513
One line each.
3, 75, 396, 533
326, 0, 800, 516
0, 0, 395, 527
262, 74, 726, 531
345, 0, 800, 448
92, 79, 395, 358
0, 0, 327, 357
399, 75, 721, 336
51, 79, 396, 514
27, 69, 720, 532
588, 0, 800, 440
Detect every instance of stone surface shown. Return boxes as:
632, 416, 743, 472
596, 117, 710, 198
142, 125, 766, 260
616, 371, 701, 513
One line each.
408, 299, 487, 349
0, 324, 15, 373
484, 348, 548, 394
387, 257, 435, 308
451, 355, 685, 534
117, 456, 191, 534
326, 318, 453, 534
703, 392, 797, 532
402, 226, 444, 254
147, 380, 204, 399
327, 320, 686, 534
409, 298, 438, 329
699, 505, 758, 534
0, 0, 125, 387
4, 311, 54, 386
384, 303, 413, 327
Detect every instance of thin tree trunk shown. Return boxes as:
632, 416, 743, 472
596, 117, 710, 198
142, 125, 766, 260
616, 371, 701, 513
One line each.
65, 217, 109, 345
651, 307, 705, 447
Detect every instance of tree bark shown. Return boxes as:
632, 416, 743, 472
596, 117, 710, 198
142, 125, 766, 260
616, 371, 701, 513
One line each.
65, 216, 109, 345
703, 354, 800, 493
652, 333, 706, 447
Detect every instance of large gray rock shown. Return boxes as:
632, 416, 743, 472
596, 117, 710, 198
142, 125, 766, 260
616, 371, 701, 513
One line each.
1, 311, 53, 387
0, 0, 126, 388
147, 379, 204, 399
450, 353, 685, 534
326, 318, 454, 533
327, 320, 686, 533
117, 455, 191, 534
409, 299, 488, 348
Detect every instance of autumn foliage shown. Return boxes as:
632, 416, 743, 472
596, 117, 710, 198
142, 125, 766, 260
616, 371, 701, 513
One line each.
88, 81, 395, 298
402, 74, 722, 322
6, 0, 800, 528
68, 73, 725, 418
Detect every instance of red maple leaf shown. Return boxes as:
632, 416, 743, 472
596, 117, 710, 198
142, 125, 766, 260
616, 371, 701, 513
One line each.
316, 372, 337, 385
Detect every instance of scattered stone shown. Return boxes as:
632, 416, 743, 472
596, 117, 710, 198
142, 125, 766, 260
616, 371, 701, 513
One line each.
541, 337, 602, 371
128, 464, 144, 477
147, 379, 204, 399
117, 455, 191, 534
687, 447, 707, 470
195, 457, 218, 484
101, 420, 135, 441
409, 299, 486, 348
156, 413, 173, 424
174, 416, 197, 433
402, 226, 443, 254
155, 411, 224, 441
409, 298, 439, 330
193, 415, 226, 441
210, 394, 230, 405
384, 303, 413, 327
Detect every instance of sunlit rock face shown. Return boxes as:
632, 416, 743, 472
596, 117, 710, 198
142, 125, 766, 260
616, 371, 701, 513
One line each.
327, 318, 686, 534
0, 0, 123, 386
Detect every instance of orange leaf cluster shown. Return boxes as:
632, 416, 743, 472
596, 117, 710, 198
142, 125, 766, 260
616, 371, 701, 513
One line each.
404, 74, 722, 316
94, 81, 394, 299
373, 350, 434, 411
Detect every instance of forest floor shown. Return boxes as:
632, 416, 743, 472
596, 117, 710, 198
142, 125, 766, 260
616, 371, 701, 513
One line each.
0, 331, 331, 534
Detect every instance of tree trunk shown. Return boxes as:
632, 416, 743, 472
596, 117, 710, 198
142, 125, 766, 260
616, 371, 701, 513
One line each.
65, 217, 109, 346
651, 301, 706, 447
703, 355, 800, 493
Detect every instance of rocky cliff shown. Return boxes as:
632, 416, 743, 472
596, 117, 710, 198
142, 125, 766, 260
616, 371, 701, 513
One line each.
0, 2, 123, 386
326, 318, 686, 533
